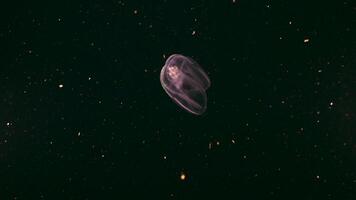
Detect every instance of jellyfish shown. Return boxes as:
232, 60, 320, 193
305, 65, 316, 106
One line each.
160, 54, 211, 115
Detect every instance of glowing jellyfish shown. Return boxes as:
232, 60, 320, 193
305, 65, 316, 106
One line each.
160, 54, 210, 115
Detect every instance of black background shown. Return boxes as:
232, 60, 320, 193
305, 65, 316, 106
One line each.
0, 0, 355, 199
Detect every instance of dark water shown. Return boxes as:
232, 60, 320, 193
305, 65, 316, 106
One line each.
1, 0, 355, 199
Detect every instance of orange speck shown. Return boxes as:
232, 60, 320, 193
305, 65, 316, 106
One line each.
180, 173, 187, 181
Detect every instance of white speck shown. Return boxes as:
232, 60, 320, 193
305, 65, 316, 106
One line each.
78, 132, 81, 136
163, 155, 167, 160
101, 154, 105, 158
88, 77, 92, 80
316, 175, 320, 179
58, 84, 64, 88
317, 69, 322, 73
304, 38, 310, 43
329, 102, 334, 106
192, 30, 196, 35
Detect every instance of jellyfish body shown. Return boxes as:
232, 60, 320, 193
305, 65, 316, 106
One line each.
160, 54, 210, 115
